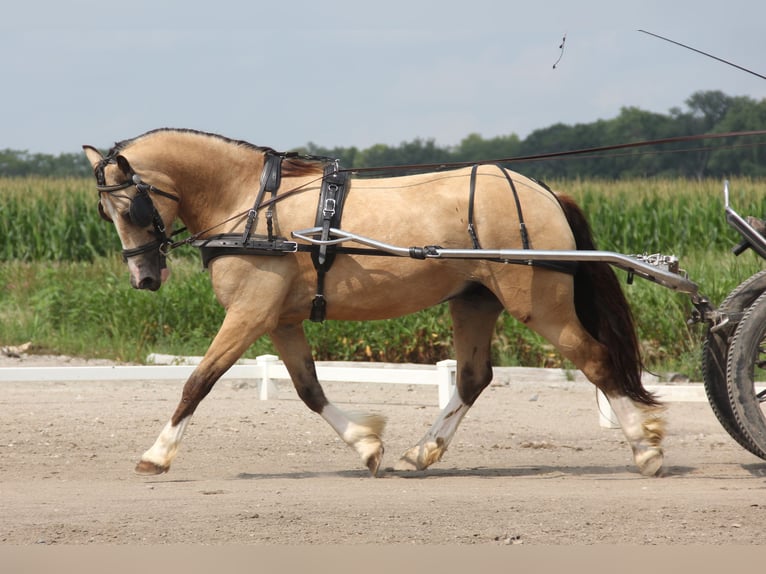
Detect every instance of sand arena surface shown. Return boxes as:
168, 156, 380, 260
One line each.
2, 353, 766, 545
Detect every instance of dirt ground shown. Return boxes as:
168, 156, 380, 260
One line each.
2, 353, 766, 546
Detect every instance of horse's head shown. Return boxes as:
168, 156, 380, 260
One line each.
83, 145, 180, 291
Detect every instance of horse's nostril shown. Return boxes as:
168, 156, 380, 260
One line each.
138, 276, 160, 291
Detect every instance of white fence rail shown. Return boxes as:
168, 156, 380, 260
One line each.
1, 353, 751, 429
0, 354, 458, 409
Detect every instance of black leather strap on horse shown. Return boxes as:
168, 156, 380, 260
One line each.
467, 165, 482, 249
310, 164, 350, 322
497, 165, 530, 250
467, 164, 576, 275
467, 163, 530, 250
193, 234, 298, 268
242, 153, 283, 243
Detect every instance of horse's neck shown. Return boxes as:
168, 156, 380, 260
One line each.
158, 142, 266, 234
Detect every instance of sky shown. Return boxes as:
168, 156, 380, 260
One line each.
2, 0, 766, 156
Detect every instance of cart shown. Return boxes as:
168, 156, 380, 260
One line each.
701, 182, 766, 459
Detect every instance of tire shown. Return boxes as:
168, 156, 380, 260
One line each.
702, 270, 766, 458
726, 289, 766, 459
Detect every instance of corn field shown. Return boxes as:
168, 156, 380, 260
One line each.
1, 176, 765, 376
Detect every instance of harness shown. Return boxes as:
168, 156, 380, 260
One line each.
95, 156, 576, 323
194, 157, 351, 321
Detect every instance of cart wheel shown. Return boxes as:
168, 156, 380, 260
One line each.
726, 289, 766, 459
702, 270, 766, 458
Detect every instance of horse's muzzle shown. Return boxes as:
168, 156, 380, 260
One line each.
135, 275, 162, 291
127, 255, 169, 291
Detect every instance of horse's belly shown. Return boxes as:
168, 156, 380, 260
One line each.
323, 259, 468, 321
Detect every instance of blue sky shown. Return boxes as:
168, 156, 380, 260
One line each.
3, 0, 765, 155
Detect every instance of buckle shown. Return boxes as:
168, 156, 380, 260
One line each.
323, 198, 336, 218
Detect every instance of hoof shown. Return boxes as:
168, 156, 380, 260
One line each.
365, 445, 384, 477
135, 459, 169, 476
635, 447, 664, 477
394, 441, 445, 472
344, 411, 387, 476
394, 451, 422, 471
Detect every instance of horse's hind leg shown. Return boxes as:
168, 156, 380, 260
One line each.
270, 322, 386, 475
396, 285, 504, 471
512, 273, 665, 476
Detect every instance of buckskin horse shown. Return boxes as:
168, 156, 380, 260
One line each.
83, 128, 664, 477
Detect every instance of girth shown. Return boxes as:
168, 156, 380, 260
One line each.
309, 165, 349, 322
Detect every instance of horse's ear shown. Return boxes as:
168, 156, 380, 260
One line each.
82, 145, 104, 169
115, 154, 133, 176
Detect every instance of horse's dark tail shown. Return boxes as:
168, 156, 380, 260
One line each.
555, 193, 659, 406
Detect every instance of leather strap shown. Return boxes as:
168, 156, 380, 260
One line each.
242, 153, 283, 243
465, 165, 577, 274
467, 165, 481, 249
466, 163, 529, 250
310, 165, 349, 322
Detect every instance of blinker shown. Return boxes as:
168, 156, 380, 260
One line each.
97, 187, 155, 227
130, 187, 155, 227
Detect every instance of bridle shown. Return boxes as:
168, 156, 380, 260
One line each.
95, 158, 180, 264
92, 152, 331, 265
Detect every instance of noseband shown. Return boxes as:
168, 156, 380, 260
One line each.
95, 161, 180, 263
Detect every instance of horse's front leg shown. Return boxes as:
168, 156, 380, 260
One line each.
270, 322, 386, 475
135, 312, 268, 475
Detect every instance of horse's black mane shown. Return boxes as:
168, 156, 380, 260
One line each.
107, 128, 330, 174
107, 128, 279, 156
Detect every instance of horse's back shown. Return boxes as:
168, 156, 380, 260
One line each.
342, 165, 574, 252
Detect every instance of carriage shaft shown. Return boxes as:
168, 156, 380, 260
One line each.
291, 227, 706, 300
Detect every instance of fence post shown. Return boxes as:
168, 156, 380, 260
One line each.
256, 354, 280, 400
436, 359, 457, 409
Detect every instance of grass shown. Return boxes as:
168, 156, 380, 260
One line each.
1, 176, 765, 379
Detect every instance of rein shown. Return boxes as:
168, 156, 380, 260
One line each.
185, 128, 766, 252
161, 173, 328, 253
338, 129, 766, 175
94, 128, 766, 263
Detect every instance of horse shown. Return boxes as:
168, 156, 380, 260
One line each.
83, 128, 665, 477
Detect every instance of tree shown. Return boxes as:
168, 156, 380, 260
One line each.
686, 90, 733, 131
708, 96, 766, 177
451, 133, 521, 163
2, 90, 765, 179
0, 149, 91, 177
